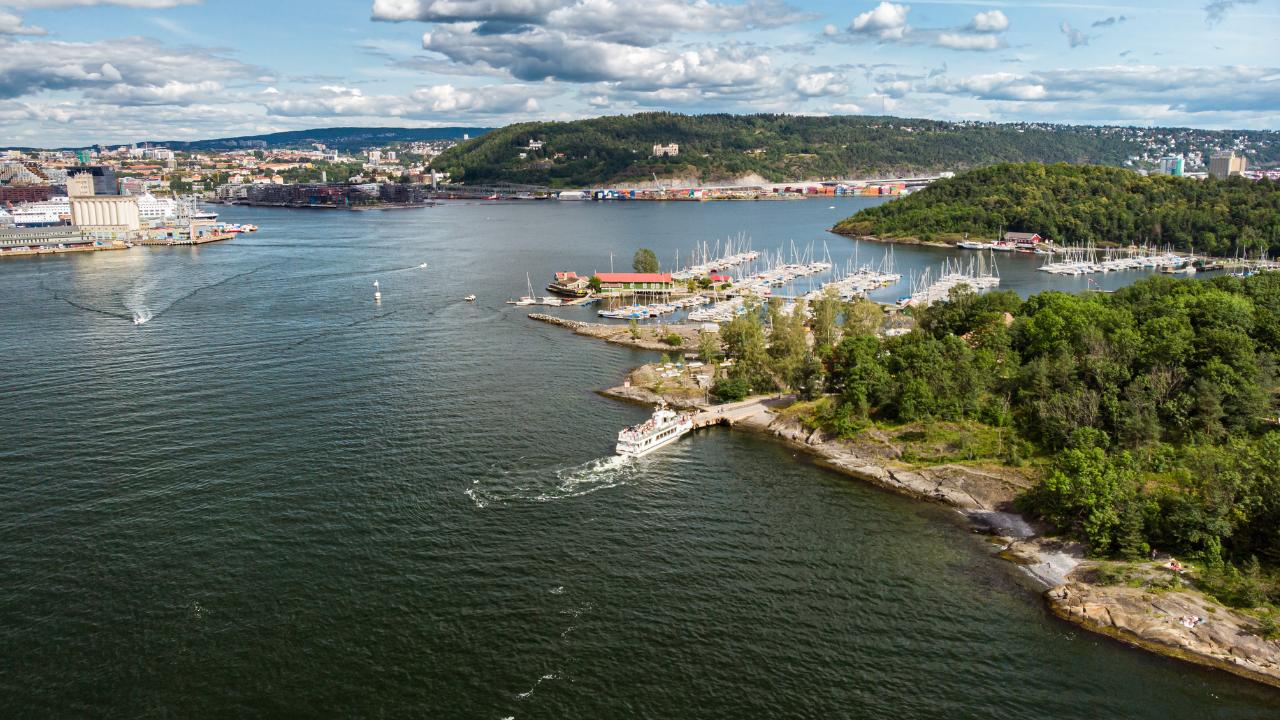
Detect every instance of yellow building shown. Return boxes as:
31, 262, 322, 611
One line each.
70, 196, 141, 240
1209, 152, 1246, 179
67, 172, 95, 197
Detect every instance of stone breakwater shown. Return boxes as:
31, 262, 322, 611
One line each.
528, 313, 705, 352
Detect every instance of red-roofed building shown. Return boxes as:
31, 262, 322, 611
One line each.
593, 272, 674, 292
709, 273, 731, 284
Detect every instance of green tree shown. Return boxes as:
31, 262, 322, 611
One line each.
633, 248, 660, 273
810, 287, 842, 351
843, 299, 884, 336
721, 299, 774, 393
1029, 445, 1140, 556
697, 331, 721, 363
767, 299, 809, 389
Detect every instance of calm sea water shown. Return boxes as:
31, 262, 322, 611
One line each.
1, 199, 1276, 718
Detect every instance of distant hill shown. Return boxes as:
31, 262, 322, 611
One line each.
150, 126, 490, 152
832, 162, 1280, 256
430, 112, 1279, 188
0, 127, 492, 152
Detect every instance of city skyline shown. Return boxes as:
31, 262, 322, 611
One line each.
0, 0, 1277, 146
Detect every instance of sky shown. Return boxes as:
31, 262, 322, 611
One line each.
0, 0, 1277, 146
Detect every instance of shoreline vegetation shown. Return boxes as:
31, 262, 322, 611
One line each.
431, 113, 1280, 188
832, 163, 1280, 257
527, 267, 1280, 689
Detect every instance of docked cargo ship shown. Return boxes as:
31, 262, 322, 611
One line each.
615, 404, 694, 457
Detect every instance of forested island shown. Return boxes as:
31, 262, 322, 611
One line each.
431, 113, 1279, 187
695, 272, 1280, 634
834, 163, 1280, 256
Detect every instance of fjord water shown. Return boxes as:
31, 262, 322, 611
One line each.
1, 200, 1276, 718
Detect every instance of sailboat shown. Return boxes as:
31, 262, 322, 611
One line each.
512, 273, 536, 305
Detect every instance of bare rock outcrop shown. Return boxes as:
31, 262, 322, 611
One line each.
1046, 583, 1280, 688
763, 416, 1031, 512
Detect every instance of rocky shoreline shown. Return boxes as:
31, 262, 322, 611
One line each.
539, 313, 1280, 690
826, 230, 955, 249
602, 383, 1280, 689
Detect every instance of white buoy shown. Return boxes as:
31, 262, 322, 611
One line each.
374, 280, 382, 302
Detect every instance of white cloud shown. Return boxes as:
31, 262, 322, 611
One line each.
422, 26, 777, 91
836, 3, 1005, 52
968, 10, 1008, 32
790, 70, 848, 97
261, 82, 551, 119
929, 71, 1047, 100
0, 37, 257, 102
371, 0, 562, 24
546, 0, 809, 40
374, 0, 810, 45
849, 2, 910, 41
875, 79, 912, 97
935, 32, 1000, 51
0, 10, 45, 35
93, 79, 224, 105
927, 64, 1280, 115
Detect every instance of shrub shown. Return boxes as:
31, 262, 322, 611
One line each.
1256, 612, 1280, 640
711, 376, 749, 402
664, 333, 683, 347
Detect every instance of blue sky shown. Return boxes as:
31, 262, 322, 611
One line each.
1, 0, 1277, 146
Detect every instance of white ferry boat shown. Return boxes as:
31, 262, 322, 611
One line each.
616, 404, 694, 457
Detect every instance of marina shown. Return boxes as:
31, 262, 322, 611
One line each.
669, 234, 760, 280
1038, 245, 1192, 275
900, 254, 1001, 307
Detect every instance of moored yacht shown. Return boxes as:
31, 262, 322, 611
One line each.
616, 404, 695, 457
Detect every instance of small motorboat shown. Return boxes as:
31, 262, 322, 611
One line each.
464, 294, 477, 302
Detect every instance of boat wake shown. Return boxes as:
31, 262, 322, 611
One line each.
124, 274, 160, 327
302, 263, 428, 282
287, 309, 400, 348
466, 455, 636, 507
515, 673, 560, 701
